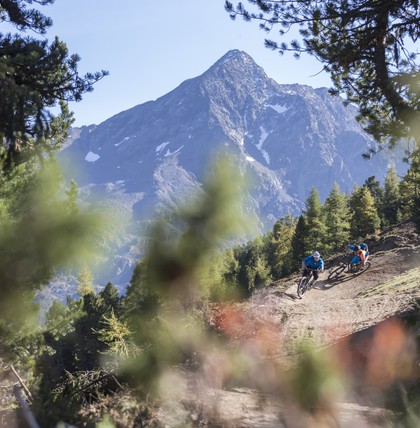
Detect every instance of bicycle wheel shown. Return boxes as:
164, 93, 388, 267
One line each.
344, 262, 353, 273
327, 263, 347, 280
353, 261, 371, 276
297, 276, 308, 298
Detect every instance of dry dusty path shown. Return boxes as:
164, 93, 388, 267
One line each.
245, 223, 420, 360
188, 223, 420, 427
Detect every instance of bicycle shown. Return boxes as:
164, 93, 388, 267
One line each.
327, 258, 371, 280
347, 260, 371, 275
297, 267, 319, 299
327, 260, 351, 280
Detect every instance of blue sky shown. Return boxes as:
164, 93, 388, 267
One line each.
44, 0, 332, 127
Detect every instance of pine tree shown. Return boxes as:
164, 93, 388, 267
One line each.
76, 265, 95, 296
382, 166, 401, 227
291, 215, 308, 268
413, 194, 420, 233
411, 155, 420, 232
95, 310, 136, 359
349, 186, 381, 239
364, 176, 384, 223
45, 300, 75, 340
206, 248, 240, 300
99, 282, 122, 316
123, 260, 159, 323
323, 182, 350, 254
65, 179, 79, 216
303, 188, 326, 253
245, 253, 272, 291
232, 243, 251, 293
399, 166, 418, 222
42, 286, 124, 383
267, 214, 296, 278
0, 2, 108, 169
234, 237, 272, 293
220, 248, 240, 288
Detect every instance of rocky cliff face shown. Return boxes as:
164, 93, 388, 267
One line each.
58, 49, 406, 289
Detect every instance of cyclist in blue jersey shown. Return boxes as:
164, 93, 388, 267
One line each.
347, 242, 369, 255
302, 251, 324, 285
347, 243, 369, 267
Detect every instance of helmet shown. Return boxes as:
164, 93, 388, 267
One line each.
354, 245, 360, 251
312, 251, 320, 258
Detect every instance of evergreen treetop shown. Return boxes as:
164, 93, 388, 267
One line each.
0, 0, 108, 170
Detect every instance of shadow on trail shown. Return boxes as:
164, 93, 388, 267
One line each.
314, 279, 337, 290
309, 275, 355, 291
273, 290, 300, 301
319, 277, 349, 290
321, 271, 366, 289
273, 268, 370, 301
275, 279, 341, 301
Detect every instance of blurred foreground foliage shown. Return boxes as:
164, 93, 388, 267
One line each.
16, 157, 419, 428
0, 155, 106, 353
0, 149, 419, 427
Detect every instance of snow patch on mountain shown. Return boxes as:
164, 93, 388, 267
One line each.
115, 136, 133, 147
156, 142, 170, 154
85, 151, 100, 162
257, 127, 271, 165
268, 104, 289, 114
164, 145, 184, 157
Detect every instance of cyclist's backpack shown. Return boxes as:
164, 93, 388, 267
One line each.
360, 243, 368, 252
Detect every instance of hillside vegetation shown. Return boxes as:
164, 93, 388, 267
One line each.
2, 221, 419, 427
0, 155, 418, 428
151, 221, 420, 427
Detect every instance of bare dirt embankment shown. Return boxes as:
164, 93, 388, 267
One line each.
179, 222, 420, 428
247, 221, 420, 359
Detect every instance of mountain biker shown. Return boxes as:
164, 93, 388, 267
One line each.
359, 242, 369, 258
351, 247, 367, 269
347, 242, 369, 263
302, 251, 324, 285
347, 242, 368, 253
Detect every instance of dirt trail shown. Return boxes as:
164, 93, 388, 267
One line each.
245, 223, 420, 360
187, 222, 420, 427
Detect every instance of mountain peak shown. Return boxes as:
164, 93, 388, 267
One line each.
203, 49, 269, 89
217, 49, 250, 63
210, 49, 257, 70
